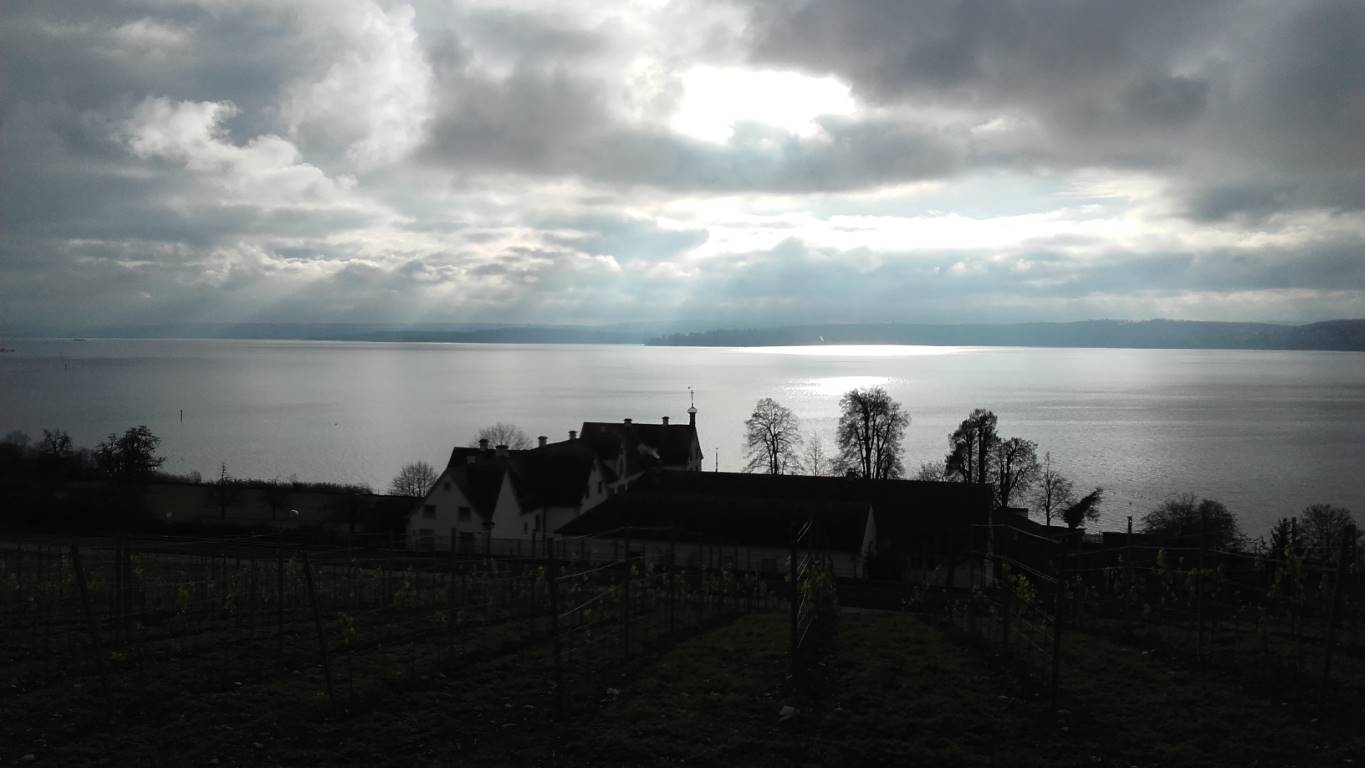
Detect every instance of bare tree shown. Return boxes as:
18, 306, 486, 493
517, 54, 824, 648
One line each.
799, 431, 833, 476
95, 425, 164, 480
743, 397, 802, 474
835, 387, 909, 479
1142, 493, 1241, 550
945, 409, 997, 484
390, 460, 440, 497
1031, 451, 1075, 527
471, 422, 532, 450
40, 428, 73, 459
1298, 503, 1360, 561
914, 460, 948, 481
993, 436, 1039, 510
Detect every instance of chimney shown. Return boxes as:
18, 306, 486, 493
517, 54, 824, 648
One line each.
623, 417, 632, 425
569, 429, 577, 440
538, 435, 547, 448
478, 438, 489, 451
661, 416, 670, 426
495, 444, 508, 457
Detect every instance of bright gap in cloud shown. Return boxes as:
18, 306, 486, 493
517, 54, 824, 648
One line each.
669, 66, 855, 144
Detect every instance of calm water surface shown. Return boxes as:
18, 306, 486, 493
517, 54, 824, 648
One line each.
2, 339, 1362, 536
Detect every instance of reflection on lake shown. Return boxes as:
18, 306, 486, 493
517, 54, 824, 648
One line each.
3, 339, 1362, 536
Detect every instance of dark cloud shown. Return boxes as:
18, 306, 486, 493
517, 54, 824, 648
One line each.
418, 66, 966, 192
1, 0, 1362, 331
742, 0, 1365, 215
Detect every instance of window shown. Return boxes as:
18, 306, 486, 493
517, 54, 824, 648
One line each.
457, 506, 472, 521
444, 481, 451, 492
422, 504, 436, 519
597, 480, 603, 494
534, 513, 541, 531
523, 522, 529, 535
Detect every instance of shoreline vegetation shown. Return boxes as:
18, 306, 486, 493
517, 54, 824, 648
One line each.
8, 318, 1365, 350
647, 318, 1365, 350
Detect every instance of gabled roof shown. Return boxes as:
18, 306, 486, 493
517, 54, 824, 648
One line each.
579, 421, 700, 476
512, 439, 597, 508
556, 491, 872, 552
581, 470, 992, 550
442, 438, 599, 512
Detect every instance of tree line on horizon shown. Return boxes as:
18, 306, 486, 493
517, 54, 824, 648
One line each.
4, 413, 1357, 559
647, 318, 1365, 351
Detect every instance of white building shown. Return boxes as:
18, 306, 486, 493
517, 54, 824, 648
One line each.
406, 412, 703, 552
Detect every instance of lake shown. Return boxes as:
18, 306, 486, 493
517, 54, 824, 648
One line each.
2, 339, 1362, 537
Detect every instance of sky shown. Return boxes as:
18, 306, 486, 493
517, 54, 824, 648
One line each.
3, 0, 1364, 333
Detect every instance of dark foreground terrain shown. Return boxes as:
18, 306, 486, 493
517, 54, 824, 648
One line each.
5, 607, 1362, 766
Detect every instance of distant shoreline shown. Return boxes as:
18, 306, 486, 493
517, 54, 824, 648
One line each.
646, 319, 1365, 352
6, 318, 1364, 351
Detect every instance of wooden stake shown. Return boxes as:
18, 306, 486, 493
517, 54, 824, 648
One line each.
301, 552, 335, 708
71, 545, 113, 719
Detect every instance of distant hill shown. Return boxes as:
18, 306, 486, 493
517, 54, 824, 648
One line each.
326, 326, 649, 344
10, 322, 658, 345
13, 319, 1365, 350
646, 319, 1365, 351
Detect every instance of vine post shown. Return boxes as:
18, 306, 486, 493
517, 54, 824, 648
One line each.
1318, 523, 1355, 710
448, 528, 457, 660
622, 527, 632, 662
668, 528, 677, 635
1050, 559, 1065, 719
1197, 506, 1207, 663
276, 531, 285, 660
300, 551, 336, 709
789, 520, 799, 688
70, 544, 113, 720
547, 536, 564, 720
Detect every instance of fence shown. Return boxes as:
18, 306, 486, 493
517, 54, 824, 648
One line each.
949, 531, 1065, 712
1062, 522, 1361, 708
0, 529, 776, 728
955, 519, 1362, 713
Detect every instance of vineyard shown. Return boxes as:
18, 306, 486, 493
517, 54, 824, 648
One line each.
0, 532, 779, 764
948, 520, 1365, 731
3, 520, 1360, 766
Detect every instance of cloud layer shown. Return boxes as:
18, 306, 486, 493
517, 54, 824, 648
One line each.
2, 0, 1363, 332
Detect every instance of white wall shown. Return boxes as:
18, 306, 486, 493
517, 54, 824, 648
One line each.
486, 473, 523, 540
406, 470, 482, 551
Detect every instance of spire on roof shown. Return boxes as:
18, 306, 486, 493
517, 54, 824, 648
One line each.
688, 387, 698, 426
